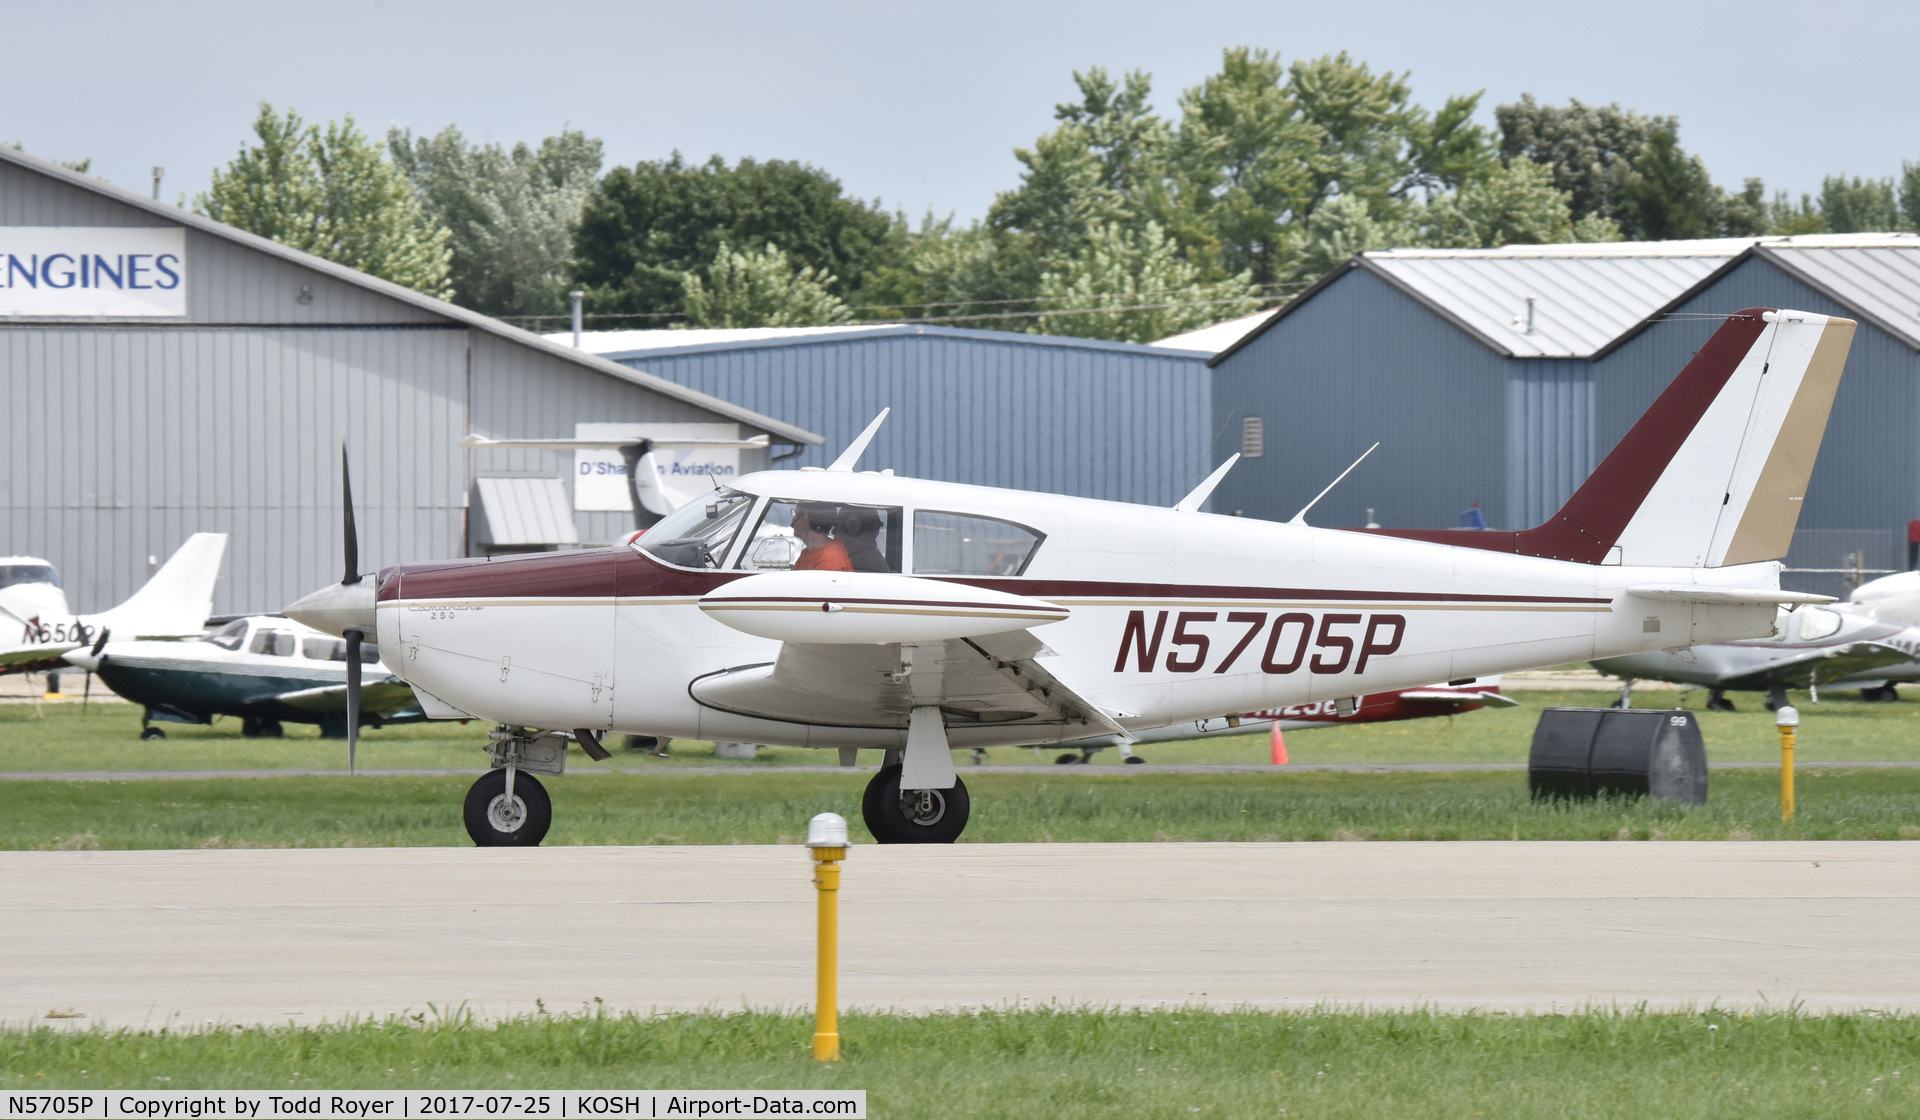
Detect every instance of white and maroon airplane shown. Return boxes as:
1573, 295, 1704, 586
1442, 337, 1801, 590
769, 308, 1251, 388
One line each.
289, 308, 1854, 846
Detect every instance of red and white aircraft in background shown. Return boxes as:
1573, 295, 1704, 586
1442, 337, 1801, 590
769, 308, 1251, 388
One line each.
290, 309, 1854, 846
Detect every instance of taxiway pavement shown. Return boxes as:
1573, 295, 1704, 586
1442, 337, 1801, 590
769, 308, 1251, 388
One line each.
4, 842, 1914, 1027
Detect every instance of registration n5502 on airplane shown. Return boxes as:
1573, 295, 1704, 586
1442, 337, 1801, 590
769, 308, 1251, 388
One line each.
289, 308, 1855, 847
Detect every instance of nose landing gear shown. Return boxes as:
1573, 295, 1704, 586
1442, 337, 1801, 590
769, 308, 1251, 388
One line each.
463, 767, 552, 846
861, 763, 969, 843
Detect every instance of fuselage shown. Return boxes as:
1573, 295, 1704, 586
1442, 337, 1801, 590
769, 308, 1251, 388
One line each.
0, 557, 85, 671
374, 470, 1786, 749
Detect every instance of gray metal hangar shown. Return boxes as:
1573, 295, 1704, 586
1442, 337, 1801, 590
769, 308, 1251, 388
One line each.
562, 326, 1216, 508
0, 147, 819, 617
1209, 235, 1920, 597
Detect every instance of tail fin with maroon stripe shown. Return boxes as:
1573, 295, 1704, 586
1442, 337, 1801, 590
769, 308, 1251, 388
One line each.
1364, 308, 1855, 567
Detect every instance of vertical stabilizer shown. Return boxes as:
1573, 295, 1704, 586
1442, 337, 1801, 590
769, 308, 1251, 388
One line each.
88, 533, 229, 637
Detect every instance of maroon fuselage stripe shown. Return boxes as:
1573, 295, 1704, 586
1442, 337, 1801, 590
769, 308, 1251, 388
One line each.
378, 551, 1609, 606
1348, 309, 1776, 563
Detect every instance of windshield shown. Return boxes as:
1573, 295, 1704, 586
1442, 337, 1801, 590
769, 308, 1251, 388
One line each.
0, 563, 60, 590
636, 489, 754, 569
203, 619, 248, 650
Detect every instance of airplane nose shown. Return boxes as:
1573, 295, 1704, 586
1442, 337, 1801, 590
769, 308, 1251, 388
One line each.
285, 581, 377, 637
62, 648, 100, 671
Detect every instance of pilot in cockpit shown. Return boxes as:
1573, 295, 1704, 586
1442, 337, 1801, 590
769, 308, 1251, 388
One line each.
791, 504, 853, 572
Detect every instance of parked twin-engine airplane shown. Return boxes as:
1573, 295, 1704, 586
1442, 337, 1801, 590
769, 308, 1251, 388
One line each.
288, 309, 1856, 846
0, 534, 228, 674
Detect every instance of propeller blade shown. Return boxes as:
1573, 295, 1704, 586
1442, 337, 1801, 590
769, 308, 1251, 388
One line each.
89, 626, 111, 658
342, 445, 361, 586
344, 629, 363, 776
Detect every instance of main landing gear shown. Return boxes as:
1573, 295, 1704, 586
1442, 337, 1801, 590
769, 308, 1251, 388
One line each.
862, 763, 970, 843
1706, 689, 1737, 712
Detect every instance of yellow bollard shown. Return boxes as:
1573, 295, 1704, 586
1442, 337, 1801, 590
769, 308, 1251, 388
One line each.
807, 812, 849, 1061
1776, 704, 1798, 824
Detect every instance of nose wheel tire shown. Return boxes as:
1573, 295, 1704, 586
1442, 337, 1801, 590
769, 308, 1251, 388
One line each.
463, 769, 552, 847
862, 763, 969, 844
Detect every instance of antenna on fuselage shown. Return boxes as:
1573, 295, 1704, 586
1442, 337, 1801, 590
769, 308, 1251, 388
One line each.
1173, 455, 1240, 512
827, 408, 890, 471
1288, 442, 1379, 526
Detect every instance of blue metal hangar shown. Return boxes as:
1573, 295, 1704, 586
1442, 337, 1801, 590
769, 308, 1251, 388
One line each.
1209, 235, 1920, 593
560, 325, 1216, 507
0, 146, 818, 617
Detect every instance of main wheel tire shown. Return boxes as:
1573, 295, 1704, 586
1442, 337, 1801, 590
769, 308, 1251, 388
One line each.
241, 716, 284, 738
1124, 755, 1146, 765
139, 726, 167, 741
1054, 753, 1079, 765
1707, 693, 1737, 712
463, 769, 553, 847
861, 764, 969, 844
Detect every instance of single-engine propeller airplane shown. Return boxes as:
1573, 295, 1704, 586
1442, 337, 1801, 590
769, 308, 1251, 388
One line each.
288, 308, 1856, 847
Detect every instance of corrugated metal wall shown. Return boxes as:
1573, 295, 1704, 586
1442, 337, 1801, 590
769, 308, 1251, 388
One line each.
1, 161, 788, 617
1505, 359, 1593, 528
1595, 257, 1920, 570
608, 330, 1211, 507
1210, 268, 1511, 529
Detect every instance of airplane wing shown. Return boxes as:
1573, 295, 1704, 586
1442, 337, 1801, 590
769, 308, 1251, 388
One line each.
1717, 643, 1915, 691
691, 630, 1128, 740
266, 678, 423, 717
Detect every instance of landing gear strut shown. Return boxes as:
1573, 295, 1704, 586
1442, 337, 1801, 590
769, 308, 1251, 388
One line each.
1706, 689, 1737, 712
861, 763, 969, 843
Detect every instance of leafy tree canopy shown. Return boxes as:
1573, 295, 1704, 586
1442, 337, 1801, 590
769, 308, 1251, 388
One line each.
572, 154, 902, 324
680, 241, 852, 328
390, 125, 602, 318
196, 104, 452, 298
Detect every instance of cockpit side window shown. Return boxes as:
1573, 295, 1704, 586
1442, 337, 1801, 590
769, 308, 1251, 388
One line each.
735, 501, 903, 572
0, 563, 60, 590
205, 619, 248, 651
912, 512, 1045, 576
249, 629, 296, 657
634, 489, 754, 569
1797, 607, 1842, 641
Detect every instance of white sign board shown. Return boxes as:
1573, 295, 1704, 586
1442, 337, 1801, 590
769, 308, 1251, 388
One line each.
0, 227, 187, 317
573, 422, 745, 514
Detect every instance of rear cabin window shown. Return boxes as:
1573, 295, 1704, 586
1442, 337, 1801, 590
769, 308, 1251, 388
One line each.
912, 512, 1044, 576
736, 501, 903, 573
301, 636, 381, 663
635, 490, 753, 569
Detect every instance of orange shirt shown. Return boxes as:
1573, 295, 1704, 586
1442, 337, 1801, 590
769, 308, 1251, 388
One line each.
793, 540, 853, 572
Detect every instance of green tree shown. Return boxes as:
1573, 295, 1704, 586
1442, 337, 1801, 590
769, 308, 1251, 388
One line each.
196, 104, 452, 298
1721, 178, 1770, 237
1420, 157, 1621, 249
1617, 126, 1722, 240
390, 125, 602, 318
679, 241, 852, 328
1030, 221, 1258, 342
571, 154, 901, 322
1769, 191, 1826, 235
1820, 174, 1898, 232
1495, 96, 1668, 227
1901, 162, 1920, 231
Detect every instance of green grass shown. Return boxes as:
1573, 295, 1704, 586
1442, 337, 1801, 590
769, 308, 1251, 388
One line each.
10, 768, 1919, 850
9, 686, 1920, 770
4, 1007, 1917, 1117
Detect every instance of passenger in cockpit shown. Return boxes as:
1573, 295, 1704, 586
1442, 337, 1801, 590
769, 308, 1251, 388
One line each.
792, 504, 853, 571
839, 508, 890, 573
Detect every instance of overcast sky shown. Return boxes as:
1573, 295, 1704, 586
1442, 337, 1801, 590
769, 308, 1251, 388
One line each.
11, 0, 1913, 220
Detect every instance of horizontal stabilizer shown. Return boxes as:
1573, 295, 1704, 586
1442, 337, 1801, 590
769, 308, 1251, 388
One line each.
1626, 585, 1833, 606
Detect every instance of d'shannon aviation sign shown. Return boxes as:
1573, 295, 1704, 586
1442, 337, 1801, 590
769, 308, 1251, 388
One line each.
0, 227, 187, 316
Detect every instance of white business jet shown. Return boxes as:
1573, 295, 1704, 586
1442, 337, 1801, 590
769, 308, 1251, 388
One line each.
288, 309, 1855, 847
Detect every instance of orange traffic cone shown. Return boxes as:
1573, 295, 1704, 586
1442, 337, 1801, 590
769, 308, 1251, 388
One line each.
1270, 722, 1288, 765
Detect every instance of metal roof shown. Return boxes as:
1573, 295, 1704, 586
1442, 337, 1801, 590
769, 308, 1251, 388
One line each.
557, 323, 1214, 362
0, 145, 821, 447
1147, 308, 1278, 355
1216, 233, 1920, 364
474, 477, 580, 546
1760, 241, 1920, 350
